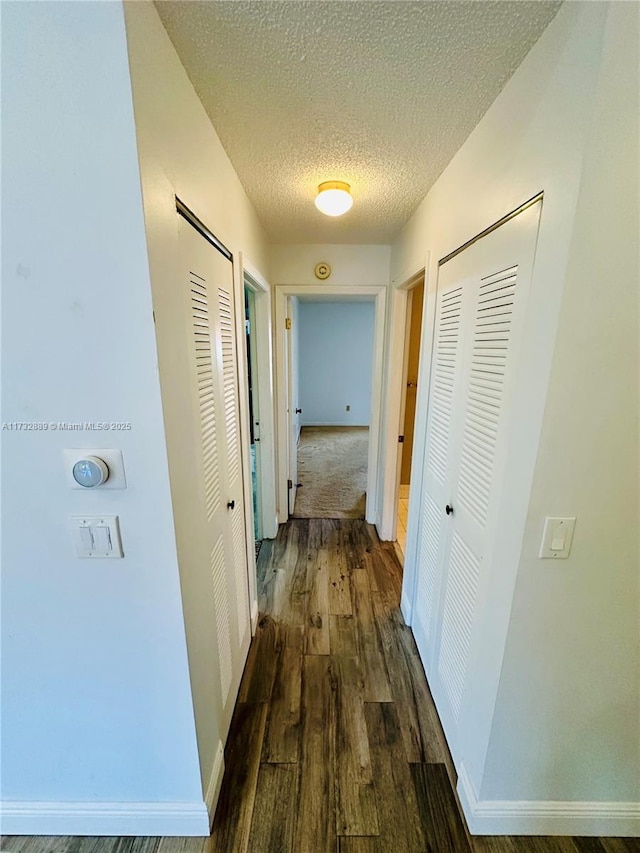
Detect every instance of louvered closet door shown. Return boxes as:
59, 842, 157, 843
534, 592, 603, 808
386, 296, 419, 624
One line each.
413, 265, 471, 649
413, 201, 542, 764
179, 216, 251, 742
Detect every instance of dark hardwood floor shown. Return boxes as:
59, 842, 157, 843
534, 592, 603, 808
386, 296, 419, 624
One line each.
2, 519, 638, 853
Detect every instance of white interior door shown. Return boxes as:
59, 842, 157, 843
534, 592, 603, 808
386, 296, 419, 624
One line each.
180, 215, 251, 740
413, 201, 542, 763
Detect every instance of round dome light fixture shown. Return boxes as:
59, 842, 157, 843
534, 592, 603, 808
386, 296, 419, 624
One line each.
314, 180, 353, 217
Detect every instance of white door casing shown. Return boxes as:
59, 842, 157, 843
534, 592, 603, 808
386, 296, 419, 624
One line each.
239, 254, 278, 540
378, 262, 429, 546
274, 285, 386, 524
244, 287, 262, 538
412, 201, 542, 765
285, 296, 299, 515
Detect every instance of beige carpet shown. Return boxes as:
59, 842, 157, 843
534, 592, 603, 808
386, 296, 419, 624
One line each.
293, 426, 368, 519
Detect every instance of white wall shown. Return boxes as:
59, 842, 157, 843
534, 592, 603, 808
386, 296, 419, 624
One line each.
122, 0, 271, 814
298, 301, 375, 426
480, 2, 639, 806
1, 0, 205, 835
123, 2, 269, 277
271, 244, 391, 287
393, 1, 639, 832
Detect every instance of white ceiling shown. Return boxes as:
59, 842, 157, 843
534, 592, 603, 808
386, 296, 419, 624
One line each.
155, 1, 561, 245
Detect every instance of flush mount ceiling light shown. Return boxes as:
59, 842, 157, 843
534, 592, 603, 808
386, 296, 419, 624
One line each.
314, 180, 353, 217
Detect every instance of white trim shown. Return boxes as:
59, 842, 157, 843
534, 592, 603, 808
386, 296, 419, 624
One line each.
274, 284, 386, 526
400, 588, 413, 624
236, 255, 277, 660
204, 740, 225, 828
457, 763, 640, 837
250, 597, 259, 634
233, 256, 259, 653
241, 255, 278, 540
0, 800, 210, 837
367, 287, 387, 525
301, 422, 371, 427
402, 254, 438, 627
378, 281, 411, 541
378, 261, 428, 543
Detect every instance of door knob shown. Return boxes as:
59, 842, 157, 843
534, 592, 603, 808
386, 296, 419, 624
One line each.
227, 500, 235, 510
295, 408, 302, 414
445, 504, 454, 516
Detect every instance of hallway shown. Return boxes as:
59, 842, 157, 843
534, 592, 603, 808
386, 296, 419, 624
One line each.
211, 518, 468, 851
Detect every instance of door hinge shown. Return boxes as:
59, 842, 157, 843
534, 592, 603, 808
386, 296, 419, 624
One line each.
287, 478, 293, 489
398, 435, 405, 443
285, 317, 292, 330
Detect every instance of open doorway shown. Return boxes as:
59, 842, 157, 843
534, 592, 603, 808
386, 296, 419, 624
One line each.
244, 286, 262, 545
292, 297, 375, 518
284, 295, 301, 516
240, 259, 278, 550
275, 285, 387, 525
396, 278, 425, 560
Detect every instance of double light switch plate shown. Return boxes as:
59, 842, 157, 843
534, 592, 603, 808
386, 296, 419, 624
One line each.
72, 515, 123, 558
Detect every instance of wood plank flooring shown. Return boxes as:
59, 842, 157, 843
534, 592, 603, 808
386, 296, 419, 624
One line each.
2, 519, 638, 853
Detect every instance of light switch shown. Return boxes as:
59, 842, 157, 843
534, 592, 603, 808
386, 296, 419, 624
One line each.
79, 525, 94, 551
539, 516, 576, 559
72, 515, 123, 558
94, 525, 112, 552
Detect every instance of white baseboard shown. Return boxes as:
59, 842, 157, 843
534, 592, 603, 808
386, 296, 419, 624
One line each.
0, 799, 210, 836
458, 762, 640, 837
250, 598, 259, 635
302, 422, 370, 427
204, 741, 225, 829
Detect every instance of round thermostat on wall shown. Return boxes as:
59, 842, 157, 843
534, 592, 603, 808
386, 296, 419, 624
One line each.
72, 456, 110, 488
314, 262, 331, 281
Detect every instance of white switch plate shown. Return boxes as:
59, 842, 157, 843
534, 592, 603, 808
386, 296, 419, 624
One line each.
539, 516, 576, 559
72, 515, 124, 558
64, 449, 126, 489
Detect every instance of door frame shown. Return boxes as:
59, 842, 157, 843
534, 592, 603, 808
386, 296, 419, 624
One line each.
284, 295, 300, 515
378, 257, 430, 547
236, 254, 277, 633
274, 284, 387, 524
244, 285, 261, 539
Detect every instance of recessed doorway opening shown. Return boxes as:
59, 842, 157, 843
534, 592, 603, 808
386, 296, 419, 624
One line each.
292, 298, 375, 519
244, 285, 261, 543
396, 280, 425, 560
274, 285, 387, 526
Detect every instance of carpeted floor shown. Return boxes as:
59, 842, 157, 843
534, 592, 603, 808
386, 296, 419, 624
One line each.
292, 426, 368, 518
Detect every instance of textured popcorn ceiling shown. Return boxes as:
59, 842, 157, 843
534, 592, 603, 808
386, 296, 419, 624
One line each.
155, 1, 561, 244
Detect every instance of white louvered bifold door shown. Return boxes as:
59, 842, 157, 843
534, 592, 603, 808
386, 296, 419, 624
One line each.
214, 282, 251, 651
179, 216, 251, 747
413, 274, 470, 647
413, 201, 542, 765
